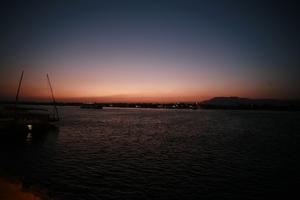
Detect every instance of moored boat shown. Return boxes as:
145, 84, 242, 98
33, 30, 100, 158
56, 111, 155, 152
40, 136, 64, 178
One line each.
80, 103, 103, 109
0, 71, 60, 134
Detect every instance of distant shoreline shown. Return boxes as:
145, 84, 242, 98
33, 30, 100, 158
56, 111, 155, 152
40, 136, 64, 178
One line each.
200, 97, 300, 111
1, 97, 299, 111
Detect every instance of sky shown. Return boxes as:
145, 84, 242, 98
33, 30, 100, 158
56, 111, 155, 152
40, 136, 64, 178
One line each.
0, 0, 299, 102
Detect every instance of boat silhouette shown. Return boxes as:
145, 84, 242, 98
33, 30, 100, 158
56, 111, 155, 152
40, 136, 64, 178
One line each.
0, 71, 60, 133
80, 103, 103, 109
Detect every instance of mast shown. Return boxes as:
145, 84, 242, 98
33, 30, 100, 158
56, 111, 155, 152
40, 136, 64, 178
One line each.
47, 74, 59, 121
15, 70, 24, 107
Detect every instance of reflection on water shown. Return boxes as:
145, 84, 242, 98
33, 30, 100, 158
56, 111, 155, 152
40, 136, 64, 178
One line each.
26, 133, 32, 143
0, 127, 59, 145
0, 126, 59, 200
1, 107, 300, 200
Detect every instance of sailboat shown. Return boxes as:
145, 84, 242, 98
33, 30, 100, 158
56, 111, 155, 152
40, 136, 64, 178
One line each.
0, 71, 60, 133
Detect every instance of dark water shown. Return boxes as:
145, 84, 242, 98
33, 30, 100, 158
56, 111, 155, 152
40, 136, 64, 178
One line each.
1, 107, 300, 199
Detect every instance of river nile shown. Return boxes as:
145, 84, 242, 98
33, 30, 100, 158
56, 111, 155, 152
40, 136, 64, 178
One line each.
1, 107, 299, 199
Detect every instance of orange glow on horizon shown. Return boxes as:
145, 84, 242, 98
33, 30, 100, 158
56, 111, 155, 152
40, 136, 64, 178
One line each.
0, 77, 295, 103
0, 61, 298, 102
0, 83, 292, 103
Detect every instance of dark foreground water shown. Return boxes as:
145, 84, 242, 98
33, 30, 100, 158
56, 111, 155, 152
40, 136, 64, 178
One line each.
1, 107, 300, 200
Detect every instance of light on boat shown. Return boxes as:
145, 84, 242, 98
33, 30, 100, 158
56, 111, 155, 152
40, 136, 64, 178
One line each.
27, 124, 32, 131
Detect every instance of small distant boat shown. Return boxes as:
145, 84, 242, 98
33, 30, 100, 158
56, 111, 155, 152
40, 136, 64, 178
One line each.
0, 71, 59, 133
80, 103, 103, 109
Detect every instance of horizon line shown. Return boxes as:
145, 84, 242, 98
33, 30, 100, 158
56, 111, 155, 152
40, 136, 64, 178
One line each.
1, 96, 300, 104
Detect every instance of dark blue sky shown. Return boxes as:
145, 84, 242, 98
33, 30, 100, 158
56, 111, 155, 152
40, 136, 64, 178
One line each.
0, 0, 299, 101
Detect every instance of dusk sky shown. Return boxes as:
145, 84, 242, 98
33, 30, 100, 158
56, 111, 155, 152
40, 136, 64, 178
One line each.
0, 0, 299, 102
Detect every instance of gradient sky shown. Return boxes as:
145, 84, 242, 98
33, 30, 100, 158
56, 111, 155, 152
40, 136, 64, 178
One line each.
0, 0, 299, 102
